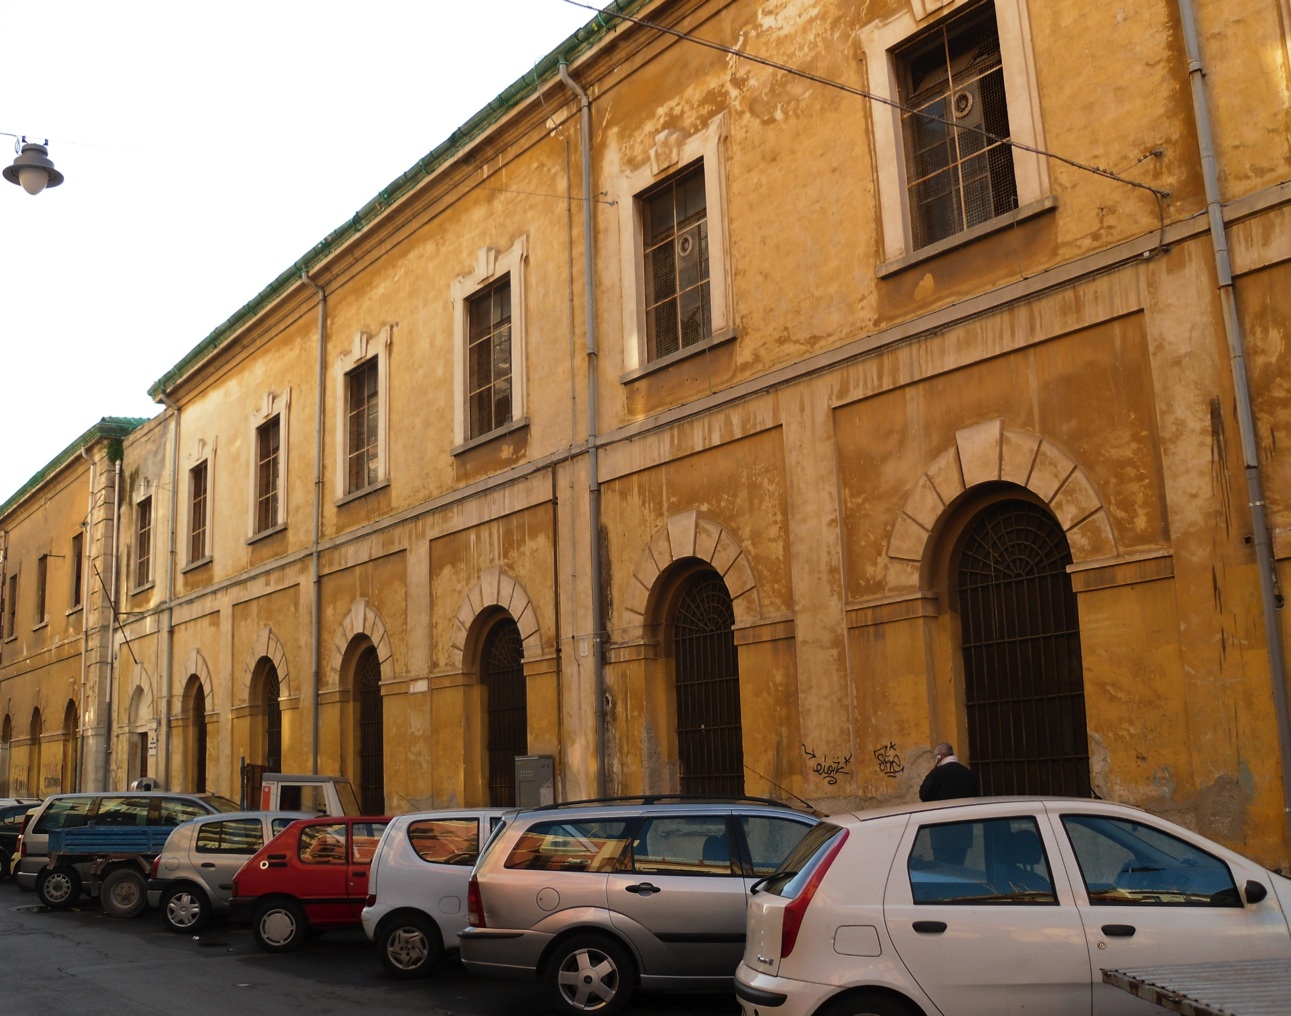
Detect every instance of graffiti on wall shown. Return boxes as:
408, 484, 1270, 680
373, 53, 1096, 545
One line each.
873, 741, 904, 778
802, 744, 852, 785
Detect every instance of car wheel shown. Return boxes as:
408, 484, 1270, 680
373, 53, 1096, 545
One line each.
545, 934, 636, 1016
253, 898, 308, 953
378, 913, 443, 978
162, 884, 211, 933
100, 868, 149, 918
817, 992, 924, 1016
36, 866, 82, 909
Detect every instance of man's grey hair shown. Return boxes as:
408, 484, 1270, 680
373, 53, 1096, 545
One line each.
934, 742, 954, 758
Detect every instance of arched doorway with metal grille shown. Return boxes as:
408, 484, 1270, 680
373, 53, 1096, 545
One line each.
61, 700, 78, 793
672, 569, 744, 795
261, 663, 283, 773
354, 644, 386, 815
955, 497, 1091, 797
481, 616, 527, 807
184, 676, 208, 793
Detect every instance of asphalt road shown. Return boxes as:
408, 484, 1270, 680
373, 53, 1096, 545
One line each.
0, 882, 742, 1016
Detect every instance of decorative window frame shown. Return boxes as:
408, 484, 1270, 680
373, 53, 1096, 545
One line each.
249, 388, 290, 540
451, 235, 529, 451
334, 325, 392, 503
184, 442, 214, 571
614, 111, 734, 377
860, 0, 1051, 273
133, 492, 155, 593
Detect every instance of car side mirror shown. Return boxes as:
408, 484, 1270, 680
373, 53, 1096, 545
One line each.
1245, 880, 1268, 904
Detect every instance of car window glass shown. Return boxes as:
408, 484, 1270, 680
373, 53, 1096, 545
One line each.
159, 799, 212, 826
740, 815, 814, 876
764, 822, 847, 897
504, 819, 633, 872
299, 823, 348, 864
95, 797, 150, 827
271, 817, 297, 835
408, 818, 481, 865
33, 797, 96, 833
351, 821, 387, 863
196, 819, 265, 854
630, 816, 732, 876
908, 817, 1057, 904
1061, 814, 1240, 906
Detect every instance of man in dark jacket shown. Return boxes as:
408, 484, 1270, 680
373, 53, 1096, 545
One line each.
919, 742, 981, 801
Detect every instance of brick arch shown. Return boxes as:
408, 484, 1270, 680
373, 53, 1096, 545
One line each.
447, 565, 543, 671
621, 509, 761, 636
240, 627, 292, 705
886, 420, 1117, 594
326, 598, 394, 691
124, 669, 155, 727
179, 648, 216, 716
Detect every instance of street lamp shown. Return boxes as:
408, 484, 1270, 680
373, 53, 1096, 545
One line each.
3, 137, 64, 195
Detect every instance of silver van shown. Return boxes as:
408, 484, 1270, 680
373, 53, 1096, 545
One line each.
458, 797, 816, 1016
14, 791, 240, 892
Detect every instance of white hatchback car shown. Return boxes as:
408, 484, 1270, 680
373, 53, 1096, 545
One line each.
361, 808, 506, 977
736, 797, 1291, 1016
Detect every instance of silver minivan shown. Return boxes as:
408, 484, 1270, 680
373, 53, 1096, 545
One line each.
147, 810, 308, 932
458, 797, 817, 1016
14, 791, 240, 893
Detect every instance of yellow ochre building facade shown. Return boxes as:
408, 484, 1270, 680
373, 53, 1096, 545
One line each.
5, 0, 1291, 866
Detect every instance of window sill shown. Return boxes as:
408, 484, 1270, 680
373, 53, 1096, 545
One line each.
32, 620, 48, 632
66, 605, 83, 618
131, 581, 155, 597
336, 479, 390, 508
182, 556, 213, 575
247, 522, 287, 546
3, 634, 14, 644
451, 417, 531, 457
875, 195, 1059, 279
620, 327, 738, 384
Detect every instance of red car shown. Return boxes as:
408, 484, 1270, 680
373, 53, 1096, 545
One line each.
230, 815, 389, 953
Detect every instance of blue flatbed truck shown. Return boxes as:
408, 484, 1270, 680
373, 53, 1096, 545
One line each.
38, 825, 176, 917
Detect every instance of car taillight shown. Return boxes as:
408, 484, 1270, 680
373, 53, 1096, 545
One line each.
466, 875, 485, 928
149, 856, 161, 878
365, 894, 376, 908
781, 828, 848, 959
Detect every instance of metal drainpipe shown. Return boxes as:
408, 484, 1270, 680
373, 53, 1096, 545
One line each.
1178, 0, 1291, 849
77, 446, 95, 791
559, 61, 607, 798
301, 270, 326, 776
105, 457, 121, 786
154, 391, 182, 790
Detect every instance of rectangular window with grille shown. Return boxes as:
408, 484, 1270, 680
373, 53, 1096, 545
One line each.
467, 276, 513, 440
346, 358, 380, 493
4, 573, 16, 638
896, 1, 1018, 250
256, 415, 281, 532
34, 555, 47, 624
135, 496, 153, 588
189, 461, 208, 563
70, 531, 83, 610
642, 162, 711, 361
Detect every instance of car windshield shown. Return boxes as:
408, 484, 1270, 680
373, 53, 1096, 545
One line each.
204, 795, 243, 814
759, 821, 846, 897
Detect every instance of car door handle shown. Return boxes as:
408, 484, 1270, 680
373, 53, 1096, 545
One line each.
200, 862, 216, 869
625, 882, 662, 896
1102, 924, 1136, 937
352, 871, 367, 878
912, 921, 947, 934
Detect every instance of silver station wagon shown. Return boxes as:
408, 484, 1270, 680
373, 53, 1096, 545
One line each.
458, 796, 817, 1016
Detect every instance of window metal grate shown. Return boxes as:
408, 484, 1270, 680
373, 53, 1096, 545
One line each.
192, 682, 207, 792
256, 416, 281, 533
189, 462, 208, 562
467, 276, 514, 439
347, 359, 380, 493
957, 500, 1091, 797
264, 666, 282, 773
482, 619, 527, 807
136, 497, 153, 587
356, 647, 385, 814
897, 1, 1018, 249
674, 572, 744, 795
643, 163, 712, 361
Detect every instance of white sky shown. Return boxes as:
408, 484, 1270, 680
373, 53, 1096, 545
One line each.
0, 0, 601, 500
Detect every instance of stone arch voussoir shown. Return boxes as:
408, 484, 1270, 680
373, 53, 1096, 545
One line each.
179, 648, 216, 718
326, 598, 395, 692
241, 627, 292, 705
448, 566, 544, 671
885, 419, 1117, 595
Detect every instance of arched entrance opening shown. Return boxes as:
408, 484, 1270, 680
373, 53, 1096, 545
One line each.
61, 700, 78, 793
184, 676, 208, 792
954, 498, 1091, 796
480, 615, 527, 807
28, 708, 42, 797
251, 658, 283, 773
352, 643, 385, 815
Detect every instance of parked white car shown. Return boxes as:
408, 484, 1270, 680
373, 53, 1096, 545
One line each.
736, 797, 1291, 1016
361, 808, 507, 977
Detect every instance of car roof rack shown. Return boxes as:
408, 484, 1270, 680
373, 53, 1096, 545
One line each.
527, 794, 796, 812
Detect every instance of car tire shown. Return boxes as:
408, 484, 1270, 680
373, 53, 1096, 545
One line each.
545, 933, 637, 1016
377, 912, 443, 978
818, 992, 924, 1016
161, 883, 211, 933
252, 898, 308, 953
36, 865, 82, 909
100, 868, 149, 919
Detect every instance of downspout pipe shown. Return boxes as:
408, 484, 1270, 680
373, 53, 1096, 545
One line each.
559, 60, 607, 798
1178, 0, 1291, 850
301, 270, 326, 776
154, 390, 182, 790
77, 446, 95, 791
105, 457, 121, 785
